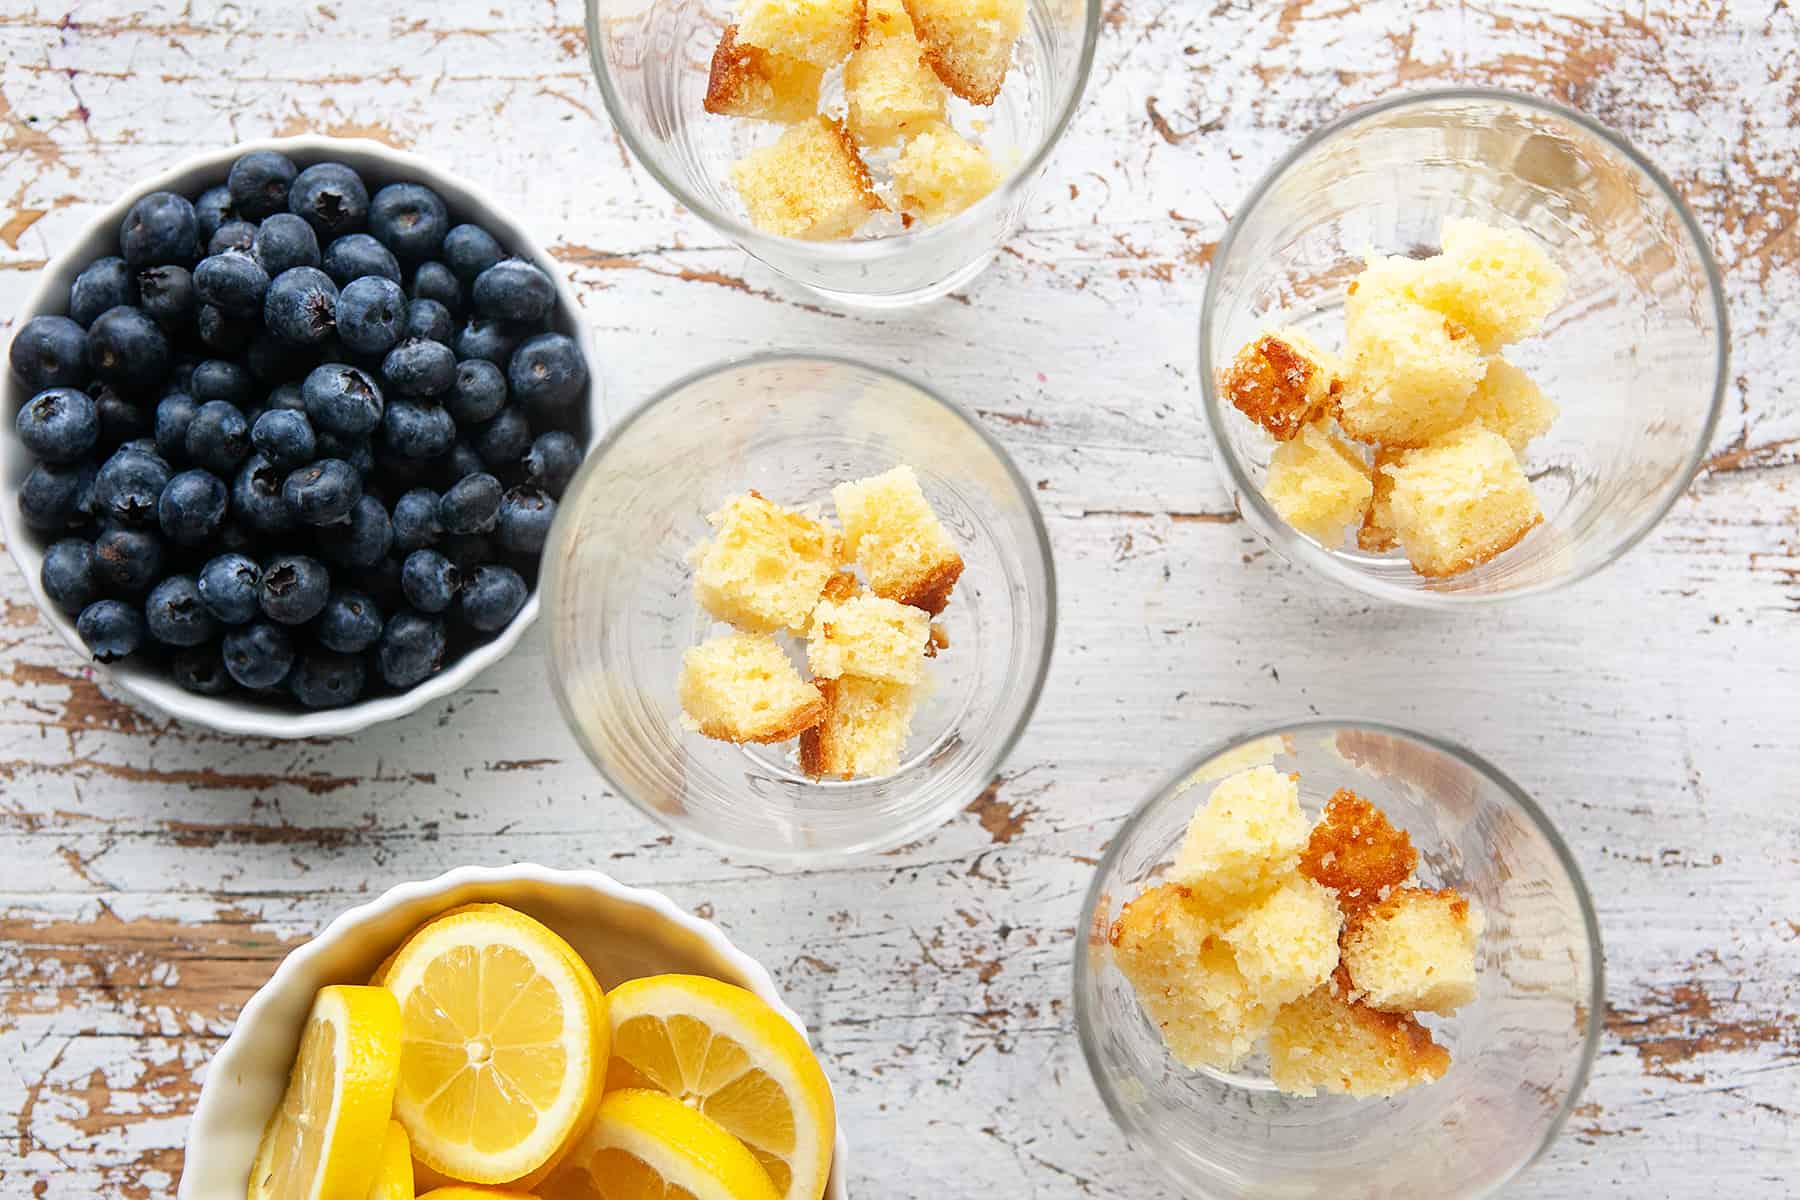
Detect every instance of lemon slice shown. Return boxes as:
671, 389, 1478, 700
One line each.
382, 903, 608, 1185
249, 984, 402, 1200
539, 1088, 782, 1200
417, 1189, 542, 1199
365, 1122, 413, 1200
598, 975, 834, 1200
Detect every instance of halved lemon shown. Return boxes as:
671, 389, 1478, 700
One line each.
248, 984, 402, 1200
598, 975, 835, 1200
366, 1122, 413, 1200
538, 1088, 782, 1200
381, 904, 609, 1186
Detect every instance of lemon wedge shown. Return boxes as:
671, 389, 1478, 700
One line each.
381, 903, 608, 1186
595, 974, 835, 1200
538, 1088, 782, 1200
248, 984, 402, 1200
366, 1122, 413, 1200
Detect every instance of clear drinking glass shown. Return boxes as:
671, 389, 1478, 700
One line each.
542, 353, 1056, 860
585, 0, 1100, 306
1200, 89, 1728, 605
1074, 721, 1603, 1199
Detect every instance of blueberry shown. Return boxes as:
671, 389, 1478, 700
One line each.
137, 265, 196, 328
472, 406, 531, 470
322, 233, 401, 287
189, 358, 254, 407
194, 185, 235, 243
268, 382, 307, 412
245, 330, 317, 383
508, 332, 587, 420
9, 315, 88, 391
70, 257, 138, 326
17, 387, 99, 463
92, 382, 152, 448
302, 362, 383, 437
453, 318, 522, 365
227, 149, 298, 221
197, 553, 261, 624
208, 219, 258, 256
93, 527, 163, 596
443, 223, 504, 284
439, 472, 502, 534
157, 467, 228, 545
391, 488, 443, 552
377, 401, 455, 463
318, 494, 392, 567
115, 436, 167, 466
93, 447, 170, 526
253, 212, 322, 276
171, 644, 233, 695
376, 610, 445, 688
120, 191, 199, 267
336, 276, 407, 355
400, 548, 460, 613
194, 251, 271, 318
77, 598, 145, 662
403, 298, 453, 344
523, 431, 582, 497
445, 358, 505, 425
439, 440, 486, 487
282, 458, 362, 526
145, 574, 217, 646
250, 408, 315, 468
153, 392, 197, 461
289, 162, 370, 238
315, 430, 376, 476
232, 454, 295, 534
382, 337, 456, 397
369, 183, 449, 263
438, 531, 493, 571
472, 258, 553, 323
184, 400, 251, 474
41, 538, 99, 615
222, 621, 295, 689
288, 650, 366, 707
317, 589, 384, 653
86, 306, 170, 391
460, 563, 528, 632
409, 261, 461, 313
264, 267, 340, 346
197, 304, 257, 354
495, 486, 556, 555
260, 553, 330, 624
19, 463, 94, 532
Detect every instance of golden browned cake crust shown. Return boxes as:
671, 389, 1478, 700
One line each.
828, 117, 883, 205
703, 25, 823, 123
900, 0, 1018, 104
705, 26, 765, 114
1357, 446, 1400, 552
694, 693, 825, 744
1327, 966, 1450, 1071
1297, 788, 1417, 915
820, 571, 862, 603
889, 554, 963, 615
925, 623, 949, 657
1348, 885, 1469, 933
797, 678, 841, 776
1221, 333, 1338, 441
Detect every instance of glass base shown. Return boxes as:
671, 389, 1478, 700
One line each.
745, 250, 999, 311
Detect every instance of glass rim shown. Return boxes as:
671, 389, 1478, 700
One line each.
1071, 717, 1607, 1193
582, 0, 1105, 260
1197, 86, 1731, 609
542, 349, 1060, 862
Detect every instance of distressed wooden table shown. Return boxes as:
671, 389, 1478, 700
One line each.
2, 1, 1797, 1196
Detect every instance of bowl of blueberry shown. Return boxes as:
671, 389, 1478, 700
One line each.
2, 137, 598, 736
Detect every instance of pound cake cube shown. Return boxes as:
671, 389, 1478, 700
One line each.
692, 491, 841, 633
799, 675, 919, 778
679, 632, 825, 743
1299, 787, 1418, 914
1220, 328, 1343, 442
892, 121, 1001, 224
1109, 883, 1270, 1070
1357, 445, 1401, 552
806, 593, 930, 684
1382, 426, 1543, 577
1464, 356, 1558, 453
1342, 887, 1484, 1015
736, 0, 865, 67
1170, 766, 1310, 905
705, 25, 826, 123
731, 117, 886, 241
1344, 252, 1434, 340
1222, 875, 1344, 1011
1269, 976, 1451, 1098
845, 0, 946, 145
832, 465, 964, 614
1264, 421, 1373, 544
902, 0, 1023, 104
1417, 218, 1566, 351
1338, 297, 1486, 447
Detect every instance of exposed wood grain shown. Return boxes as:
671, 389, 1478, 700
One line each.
2, 0, 1799, 1196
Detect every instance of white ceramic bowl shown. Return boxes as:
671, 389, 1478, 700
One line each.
178, 864, 850, 1199
0, 136, 602, 737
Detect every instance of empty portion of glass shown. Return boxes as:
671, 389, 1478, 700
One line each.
586, 0, 1099, 305
544, 355, 1054, 859
1075, 722, 1602, 1199
1201, 90, 1726, 603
